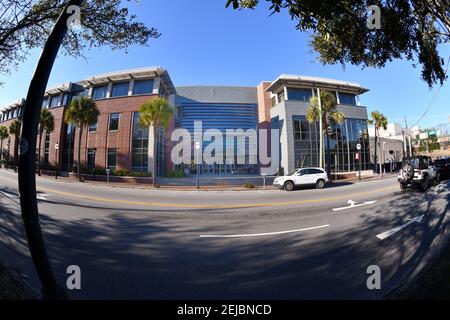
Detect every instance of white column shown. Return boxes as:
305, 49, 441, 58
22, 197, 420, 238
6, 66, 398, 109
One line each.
106, 82, 113, 98
153, 77, 161, 95
128, 79, 135, 96
148, 125, 155, 174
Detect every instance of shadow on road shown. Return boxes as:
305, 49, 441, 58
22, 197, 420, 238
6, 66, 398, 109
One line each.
0, 182, 449, 299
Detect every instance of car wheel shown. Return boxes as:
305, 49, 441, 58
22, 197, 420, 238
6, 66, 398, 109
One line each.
434, 173, 440, 186
284, 181, 294, 191
316, 179, 325, 189
420, 178, 429, 191
400, 183, 408, 191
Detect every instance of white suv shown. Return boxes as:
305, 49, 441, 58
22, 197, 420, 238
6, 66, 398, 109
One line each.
273, 168, 329, 191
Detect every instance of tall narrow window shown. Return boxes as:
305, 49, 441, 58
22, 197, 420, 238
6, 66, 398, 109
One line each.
107, 149, 118, 171
87, 149, 96, 170
109, 113, 120, 131
89, 116, 98, 132
131, 112, 149, 172
44, 132, 51, 164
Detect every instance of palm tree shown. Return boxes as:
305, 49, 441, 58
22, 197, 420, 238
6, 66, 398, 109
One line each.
65, 96, 99, 182
0, 125, 9, 165
306, 91, 345, 179
368, 111, 388, 174
37, 109, 55, 176
9, 119, 21, 171
139, 97, 173, 187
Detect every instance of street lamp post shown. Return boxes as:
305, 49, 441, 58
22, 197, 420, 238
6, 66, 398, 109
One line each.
54, 142, 59, 179
195, 141, 201, 189
357, 143, 362, 181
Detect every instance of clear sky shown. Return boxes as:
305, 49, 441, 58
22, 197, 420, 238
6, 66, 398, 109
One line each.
0, 0, 449, 128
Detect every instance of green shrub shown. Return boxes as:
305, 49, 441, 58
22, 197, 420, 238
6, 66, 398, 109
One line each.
164, 170, 186, 178
129, 171, 152, 178
114, 169, 130, 177
243, 183, 255, 189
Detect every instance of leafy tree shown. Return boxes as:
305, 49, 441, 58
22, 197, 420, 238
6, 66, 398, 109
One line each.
226, 0, 450, 87
368, 111, 388, 172
417, 134, 441, 153
9, 119, 22, 171
0, 125, 9, 163
0, 0, 160, 79
306, 91, 345, 178
64, 96, 99, 181
37, 108, 55, 176
139, 97, 173, 187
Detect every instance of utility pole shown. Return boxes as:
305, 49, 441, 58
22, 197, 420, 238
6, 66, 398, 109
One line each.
404, 116, 409, 157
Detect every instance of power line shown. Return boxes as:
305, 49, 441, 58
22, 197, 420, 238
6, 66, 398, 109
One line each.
411, 56, 450, 128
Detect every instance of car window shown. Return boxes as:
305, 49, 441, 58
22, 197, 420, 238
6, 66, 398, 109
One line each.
298, 170, 307, 176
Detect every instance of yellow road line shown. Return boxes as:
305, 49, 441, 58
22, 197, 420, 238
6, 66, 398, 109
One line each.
37, 185, 398, 209
1, 173, 397, 209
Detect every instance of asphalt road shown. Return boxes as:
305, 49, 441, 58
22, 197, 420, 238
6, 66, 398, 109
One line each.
0, 169, 449, 299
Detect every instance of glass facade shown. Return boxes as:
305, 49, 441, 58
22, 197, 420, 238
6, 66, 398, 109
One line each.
179, 103, 258, 175
292, 116, 370, 172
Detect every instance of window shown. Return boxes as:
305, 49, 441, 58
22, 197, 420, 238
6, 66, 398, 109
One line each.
131, 112, 149, 172
111, 82, 129, 97
338, 92, 357, 105
89, 117, 98, 132
42, 98, 49, 108
62, 94, 69, 106
107, 149, 118, 171
277, 91, 285, 103
44, 132, 51, 164
109, 113, 120, 131
87, 149, 96, 170
50, 95, 60, 108
271, 97, 277, 107
133, 79, 154, 95
92, 86, 108, 100
287, 88, 312, 102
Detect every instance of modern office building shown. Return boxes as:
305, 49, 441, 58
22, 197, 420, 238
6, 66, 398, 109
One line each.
0, 67, 371, 177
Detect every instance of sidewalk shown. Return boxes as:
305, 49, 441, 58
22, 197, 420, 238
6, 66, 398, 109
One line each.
29, 170, 399, 191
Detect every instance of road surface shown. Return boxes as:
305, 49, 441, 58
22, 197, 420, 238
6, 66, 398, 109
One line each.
0, 170, 449, 299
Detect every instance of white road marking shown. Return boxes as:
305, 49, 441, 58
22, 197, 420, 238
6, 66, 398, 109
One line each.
37, 194, 50, 200
0, 190, 18, 201
199, 224, 330, 238
376, 215, 425, 240
332, 200, 377, 212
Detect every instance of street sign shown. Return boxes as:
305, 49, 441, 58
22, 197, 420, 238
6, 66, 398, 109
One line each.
195, 141, 201, 150
356, 143, 361, 151
355, 153, 360, 160
54, 143, 59, 150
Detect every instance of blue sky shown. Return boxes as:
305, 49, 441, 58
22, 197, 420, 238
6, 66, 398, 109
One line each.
0, 0, 449, 128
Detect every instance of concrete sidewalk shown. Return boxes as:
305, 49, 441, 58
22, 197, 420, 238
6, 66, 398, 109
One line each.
29, 170, 399, 191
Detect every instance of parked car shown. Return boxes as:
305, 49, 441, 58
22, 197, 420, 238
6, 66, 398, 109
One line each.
433, 157, 450, 181
273, 167, 329, 191
398, 156, 439, 191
